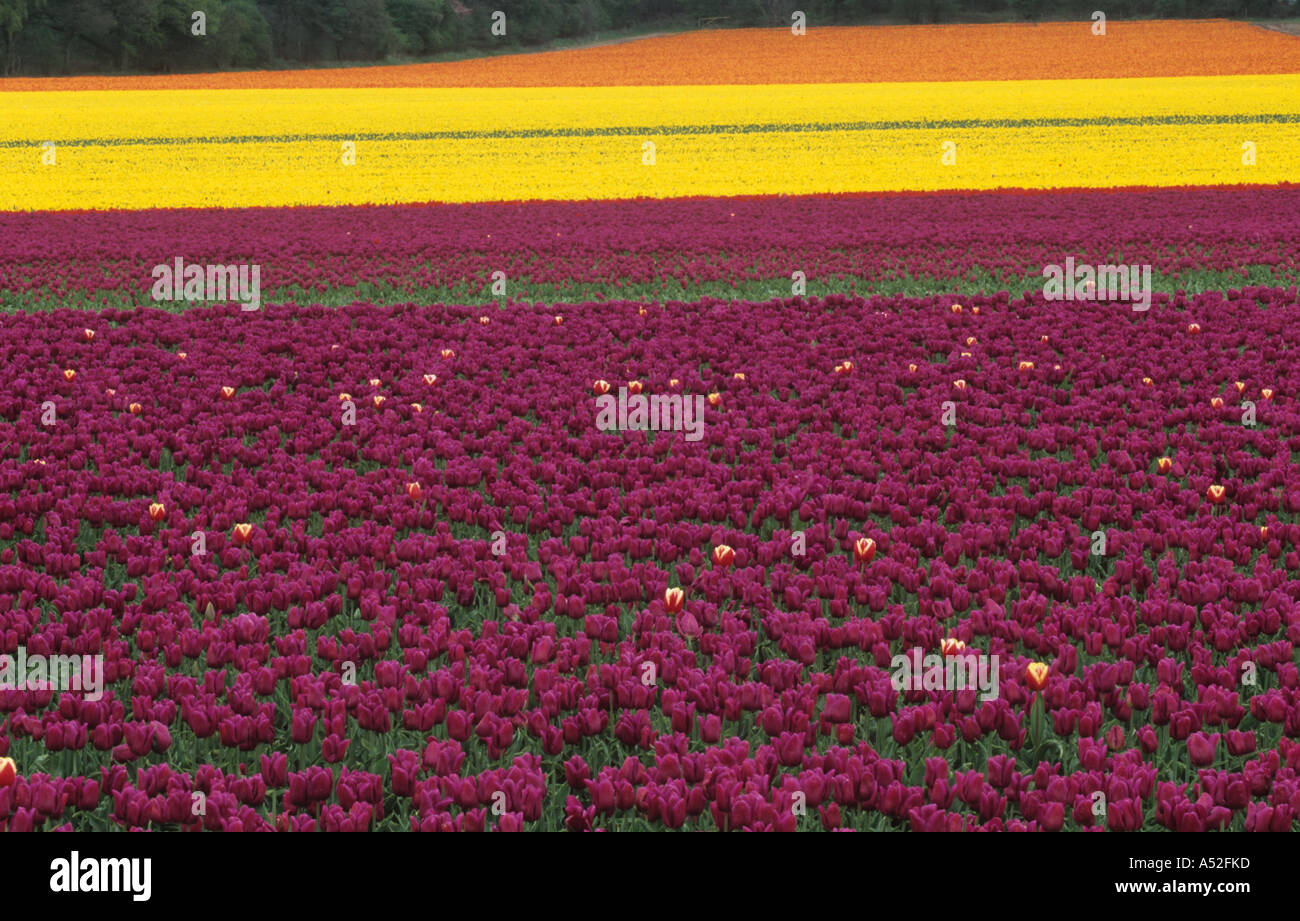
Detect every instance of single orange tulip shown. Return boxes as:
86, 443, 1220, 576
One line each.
1207, 484, 1226, 504
128, 403, 142, 415
0, 756, 15, 788
712, 545, 735, 568
1211, 397, 1224, 409
707, 393, 722, 407
663, 587, 685, 614
441, 349, 455, 359
407, 482, 422, 501
1187, 322, 1201, 335
422, 374, 437, 386
148, 502, 166, 522
853, 537, 877, 563
940, 637, 966, 657
953, 380, 967, 391
627, 381, 644, 394
232, 523, 253, 545
372, 395, 386, 407
220, 386, 236, 400
1261, 388, 1274, 401
593, 380, 611, 396
82, 328, 95, 342
1157, 457, 1172, 473
1025, 662, 1050, 691
63, 369, 76, 382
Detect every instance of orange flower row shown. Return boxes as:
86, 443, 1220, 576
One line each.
4, 20, 1296, 91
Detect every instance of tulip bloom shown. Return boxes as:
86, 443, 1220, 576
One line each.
63, 369, 76, 381
233, 523, 253, 545
950, 304, 963, 314
627, 381, 643, 394
1188, 322, 1201, 334
1261, 388, 1274, 401
368, 378, 381, 387
372, 395, 386, 407
1261, 526, 1269, 539
1018, 361, 1034, 372
221, 386, 236, 400
128, 403, 142, 415
908, 363, 918, 373
1157, 457, 1172, 473
148, 503, 166, 522
1025, 662, 1050, 691
407, 482, 422, 501
663, 587, 684, 614
1234, 381, 1245, 393
940, 637, 966, 657
1210, 397, 1224, 409
952, 380, 967, 391
554, 315, 563, 325
441, 349, 455, 359
1142, 377, 1154, 386
853, 537, 876, 563
733, 373, 745, 381
592, 380, 610, 396
410, 403, 423, 413
178, 352, 187, 360
971, 306, 980, 315
1040, 335, 1048, 344
339, 393, 351, 401
422, 374, 437, 386
707, 393, 721, 406
0, 756, 15, 788
966, 336, 976, 346
669, 378, 680, 388
1207, 484, 1226, 504
712, 544, 735, 568
82, 328, 95, 342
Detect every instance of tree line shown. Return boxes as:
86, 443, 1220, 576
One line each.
1, 0, 1294, 76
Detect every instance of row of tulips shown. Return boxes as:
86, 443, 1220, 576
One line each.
2, 187, 1298, 310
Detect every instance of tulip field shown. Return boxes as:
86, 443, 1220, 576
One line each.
1, 19, 1300, 834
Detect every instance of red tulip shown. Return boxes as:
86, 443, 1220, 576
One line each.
233, 523, 253, 545
422, 374, 437, 386
711, 544, 735, 568
441, 349, 455, 359
407, 482, 422, 501
1156, 457, 1172, 473
592, 380, 610, 396
148, 502, 166, 522
554, 315, 563, 326
663, 587, 684, 614
63, 369, 76, 381
627, 381, 643, 394
1207, 484, 1226, 504
940, 637, 965, 657
220, 386, 236, 400
1187, 322, 1201, 335
1210, 397, 1224, 409
853, 537, 876, 563
0, 756, 16, 788
82, 328, 95, 342
707, 392, 721, 406
128, 402, 142, 415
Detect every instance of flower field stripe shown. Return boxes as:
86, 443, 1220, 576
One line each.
5, 112, 1298, 149
2, 20, 1298, 90
5, 76, 1298, 208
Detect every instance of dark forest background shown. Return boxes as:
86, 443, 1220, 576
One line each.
1, 0, 1295, 76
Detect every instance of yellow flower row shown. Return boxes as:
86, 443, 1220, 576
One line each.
3, 122, 1293, 209
3, 74, 1296, 142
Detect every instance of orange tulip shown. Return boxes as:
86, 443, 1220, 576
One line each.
1157, 457, 1172, 473
960, 351, 972, 358
372, 395, 386, 407
441, 349, 455, 359
82, 328, 95, 342
407, 482, 422, 501
1207, 484, 1226, 504
1260, 526, 1269, 540
32, 459, 46, 466
1040, 335, 1049, 344
330, 344, 340, 350
965, 336, 976, 346
627, 381, 644, 394
664, 587, 684, 614
422, 374, 437, 386
707, 392, 722, 407
853, 537, 877, 563
733, 373, 746, 381
908, 363, 918, 373
1261, 388, 1274, 401
593, 380, 611, 396
971, 306, 980, 316
1210, 397, 1224, 409
63, 369, 76, 382
339, 393, 351, 402
554, 315, 563, 326
177, 352, 187, 360
1234, 381, 1245, 394
128, 403, 142, 415
232, 523, 253, 545
712, 544, 735, 568
669, 378, 680, 389
1025, 662, 1050, 691
411, 403, 423, 413
638, 307, 648, 317
0, 756, 15, 788
1187, 322, 1201, 335
368, 378, 381, 387
953, 380, 967, 391
940, 637, 966, 657
1018, 361, 1034, 372
220, 386, 236, 400
148, 502, 166, 522
950, 304, 963, 314
1142, 377, 1154, 386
